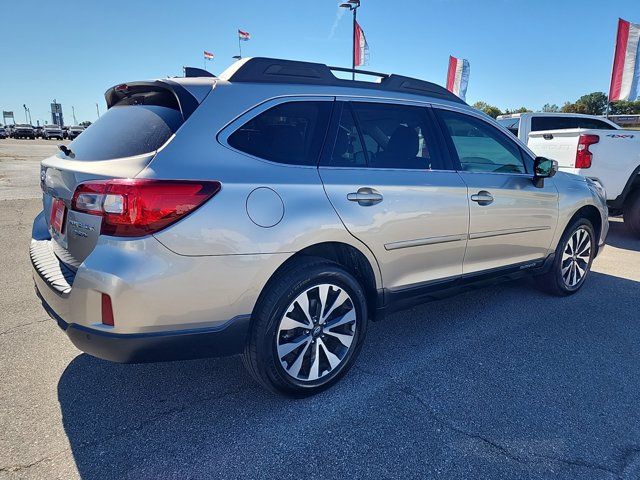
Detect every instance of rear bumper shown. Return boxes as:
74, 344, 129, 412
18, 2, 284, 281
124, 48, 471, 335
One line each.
29, 209, 288, 362
35, 283, 250, 363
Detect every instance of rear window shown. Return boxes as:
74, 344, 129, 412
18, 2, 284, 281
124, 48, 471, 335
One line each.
531, 116, 617, 132
227, 101, 332, 166
67, 91, 183, 161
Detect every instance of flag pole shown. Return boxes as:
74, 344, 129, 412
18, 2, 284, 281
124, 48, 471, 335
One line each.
352, 7, 356, 80
238, 28, 242, 59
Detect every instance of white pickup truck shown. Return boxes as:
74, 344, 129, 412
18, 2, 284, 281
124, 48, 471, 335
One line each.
497, 112, 640, 237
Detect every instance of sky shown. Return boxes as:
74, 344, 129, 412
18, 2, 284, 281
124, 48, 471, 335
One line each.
0, 0, 638, 125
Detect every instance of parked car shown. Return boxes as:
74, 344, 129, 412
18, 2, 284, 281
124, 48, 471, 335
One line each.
497, 112, 640, 237
42, 124, 64, 140
31, 58, 608, 396
0, 126, 7, 139
13, 124, 35, 139
67, 125, 84, 140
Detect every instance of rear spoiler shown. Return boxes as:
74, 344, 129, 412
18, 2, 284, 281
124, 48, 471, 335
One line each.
104, 80, 201, 121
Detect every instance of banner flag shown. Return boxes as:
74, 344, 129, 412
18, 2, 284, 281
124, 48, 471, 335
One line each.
204, 51, 214, 60
446, 56, 470, 101
609, 18, 640, 102
238, 29, 251, 41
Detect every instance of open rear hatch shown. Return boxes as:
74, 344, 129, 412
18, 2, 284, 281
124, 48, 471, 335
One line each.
39, 80, 201, 272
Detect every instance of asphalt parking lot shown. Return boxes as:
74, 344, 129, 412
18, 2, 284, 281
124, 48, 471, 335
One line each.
1, 138, 639, 479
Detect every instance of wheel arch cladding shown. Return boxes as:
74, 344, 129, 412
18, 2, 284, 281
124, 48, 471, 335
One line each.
252, 242, 379, 322
565, 205, 602, 252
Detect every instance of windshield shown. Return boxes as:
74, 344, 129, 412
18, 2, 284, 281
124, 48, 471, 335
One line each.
67, 94, 183, 161
496, 117, 520, 136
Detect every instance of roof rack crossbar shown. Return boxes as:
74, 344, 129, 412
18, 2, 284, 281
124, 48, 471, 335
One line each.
327, 65, 389, 79
183, 66, 216, 78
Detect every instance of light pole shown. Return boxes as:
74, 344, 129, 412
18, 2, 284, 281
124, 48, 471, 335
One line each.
23, 104, 32, 124
95, 103, 100, 119
72, 106, 77, 125
339, 0, 360, 80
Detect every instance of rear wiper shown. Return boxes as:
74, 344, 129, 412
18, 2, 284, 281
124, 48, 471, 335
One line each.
58, 145, 75, 158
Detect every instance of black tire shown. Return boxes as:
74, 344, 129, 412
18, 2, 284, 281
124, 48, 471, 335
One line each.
242, 257, 368, 397
623, 189, 640, 238
535, 218, 596, 296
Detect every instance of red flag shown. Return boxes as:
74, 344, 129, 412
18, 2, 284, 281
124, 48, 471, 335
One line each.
203, 51, 214, 60
609, 18, 640, 102
354, 21, 369, 67
446, 55, 470, 101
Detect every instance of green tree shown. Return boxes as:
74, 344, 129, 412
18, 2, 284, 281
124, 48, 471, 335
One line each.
610, 100, 640, 115
503, 107, 531, 115
542, 103, 560, 112
561, 102, 579, 113
574, 92, 608, 115
472, 101, 502, 119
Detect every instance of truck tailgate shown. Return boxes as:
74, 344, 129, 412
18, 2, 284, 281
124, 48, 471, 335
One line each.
528, 129, 582, 168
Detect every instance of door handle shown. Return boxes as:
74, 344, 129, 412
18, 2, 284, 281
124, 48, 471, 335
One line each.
347, 187, 383, 206
470, 191, 494, 206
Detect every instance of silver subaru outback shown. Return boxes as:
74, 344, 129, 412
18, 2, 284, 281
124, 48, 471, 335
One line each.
31, 58, 608, 396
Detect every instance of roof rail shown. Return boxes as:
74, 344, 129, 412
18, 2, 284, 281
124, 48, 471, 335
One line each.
219, 57, 465, 104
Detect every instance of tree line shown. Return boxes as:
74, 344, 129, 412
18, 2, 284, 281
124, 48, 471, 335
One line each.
473, 92, 640, 118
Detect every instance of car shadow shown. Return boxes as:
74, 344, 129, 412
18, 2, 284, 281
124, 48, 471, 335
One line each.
58, 271, 640, 479
605, 218, 640, 252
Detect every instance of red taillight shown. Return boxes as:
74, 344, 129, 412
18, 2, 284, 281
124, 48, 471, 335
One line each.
101, 293, 114, 326
71, 179, 221, 237
575, 134, 599, 169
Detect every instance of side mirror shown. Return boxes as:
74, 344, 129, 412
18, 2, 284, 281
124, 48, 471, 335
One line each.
533, 156, 558, 187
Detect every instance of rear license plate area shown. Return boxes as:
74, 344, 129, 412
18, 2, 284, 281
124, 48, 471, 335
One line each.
50, 198, 67, 235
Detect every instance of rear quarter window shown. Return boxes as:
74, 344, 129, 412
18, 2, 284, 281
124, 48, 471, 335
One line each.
227, 101, 332, 166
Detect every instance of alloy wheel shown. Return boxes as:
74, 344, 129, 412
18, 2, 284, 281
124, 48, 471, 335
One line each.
276, 284, 356, 382
561, 228, 592, 288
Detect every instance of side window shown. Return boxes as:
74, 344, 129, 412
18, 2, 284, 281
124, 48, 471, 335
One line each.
340, 102, 446, 170
330, 104, 367, 167
228, 101, 331, 166
437, 109, 526, 174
